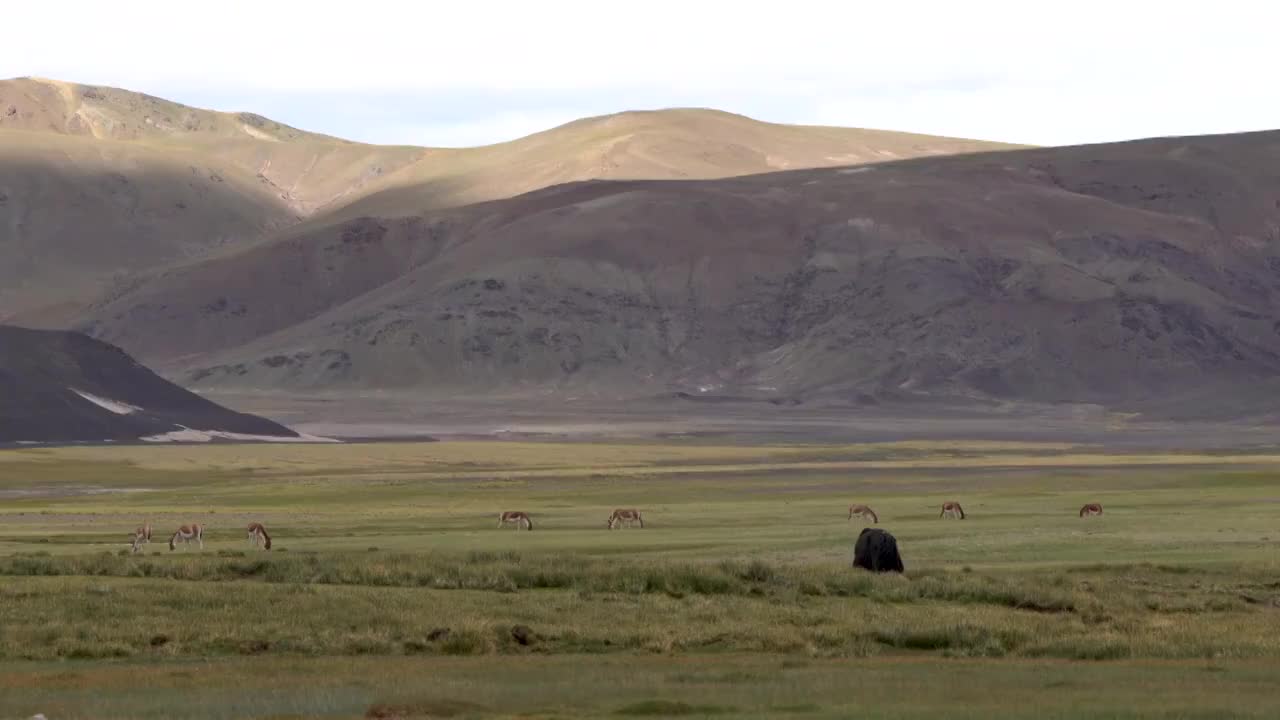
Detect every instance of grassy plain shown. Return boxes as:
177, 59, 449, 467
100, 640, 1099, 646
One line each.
2, 440, 1280, 719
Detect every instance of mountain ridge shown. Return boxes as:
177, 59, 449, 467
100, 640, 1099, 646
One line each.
1, 76, 1019, 323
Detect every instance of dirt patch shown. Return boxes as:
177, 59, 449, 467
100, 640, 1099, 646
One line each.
0, 486, 153, 500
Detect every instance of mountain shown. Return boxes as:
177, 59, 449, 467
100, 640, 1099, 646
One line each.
0, 324, 300, 443
0, 76, 423, 212
0, 77, 422, 323
78, 129, 1280, 414
0, 77, 1017, 323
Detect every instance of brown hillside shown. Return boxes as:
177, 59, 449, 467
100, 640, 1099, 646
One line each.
79, 130, 1280, 414
0, 76, 424, 213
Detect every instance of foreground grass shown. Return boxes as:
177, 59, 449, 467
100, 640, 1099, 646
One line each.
5, 655, 1280, 720
1, 553, 1278, 662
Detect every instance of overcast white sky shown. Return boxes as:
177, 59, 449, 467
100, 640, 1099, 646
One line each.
3, 0, 1276, 147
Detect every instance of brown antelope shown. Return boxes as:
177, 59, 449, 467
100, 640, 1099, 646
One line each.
1079, 503, 1103, 517
169, 524, 204, 550
247, 522, 272, 550
130, 523, 153, 553
847, 504, 879, 523
497, 511, 533, 530
608, 509, 644, 529
939, 501, 966, 519
130, 523, 153, 554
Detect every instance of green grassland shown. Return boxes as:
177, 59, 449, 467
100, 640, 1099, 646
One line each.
2, 440, 1280, 719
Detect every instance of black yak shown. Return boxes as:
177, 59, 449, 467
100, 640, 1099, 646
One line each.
853, 527, 904, 573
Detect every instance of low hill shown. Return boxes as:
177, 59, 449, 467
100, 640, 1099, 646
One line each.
0, 77, 1017, 323
0, 325, 300, 443
78, 129, 1280, 415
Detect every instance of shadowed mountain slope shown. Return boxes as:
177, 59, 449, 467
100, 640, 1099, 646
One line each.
0, 130, 298, 323
0, 324, 298, 442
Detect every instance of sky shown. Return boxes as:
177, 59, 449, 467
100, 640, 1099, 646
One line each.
3, 0, 1277, 148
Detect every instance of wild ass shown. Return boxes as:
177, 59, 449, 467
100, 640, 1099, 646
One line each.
939, 501, 966, 519
130, 523, 153, 553
608, 509, 644, 529
246, 522, 272, 549
847, 504, 879, 523
497, 511, 533, 530
1079, 503, 1104, 517
169, 524, 204, 550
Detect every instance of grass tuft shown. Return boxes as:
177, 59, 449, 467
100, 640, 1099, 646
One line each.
365, 698, 487, 718
615, 700, 734, 716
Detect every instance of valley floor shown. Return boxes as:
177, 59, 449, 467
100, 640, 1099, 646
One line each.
200, 391, 1280, 447
2, 439, 1280, 718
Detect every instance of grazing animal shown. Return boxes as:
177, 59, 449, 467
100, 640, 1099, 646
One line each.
510, 624, 536, 646
608, 508, 644, 529
853, 527, 904, 573
246, 522, 272, 550
939, 501, 966, 519
497, 511, 533, 530
169, 524, 204, 551
130, 523, 153, 553
847, 504, 879, 523
1079, 503, 1104, 517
